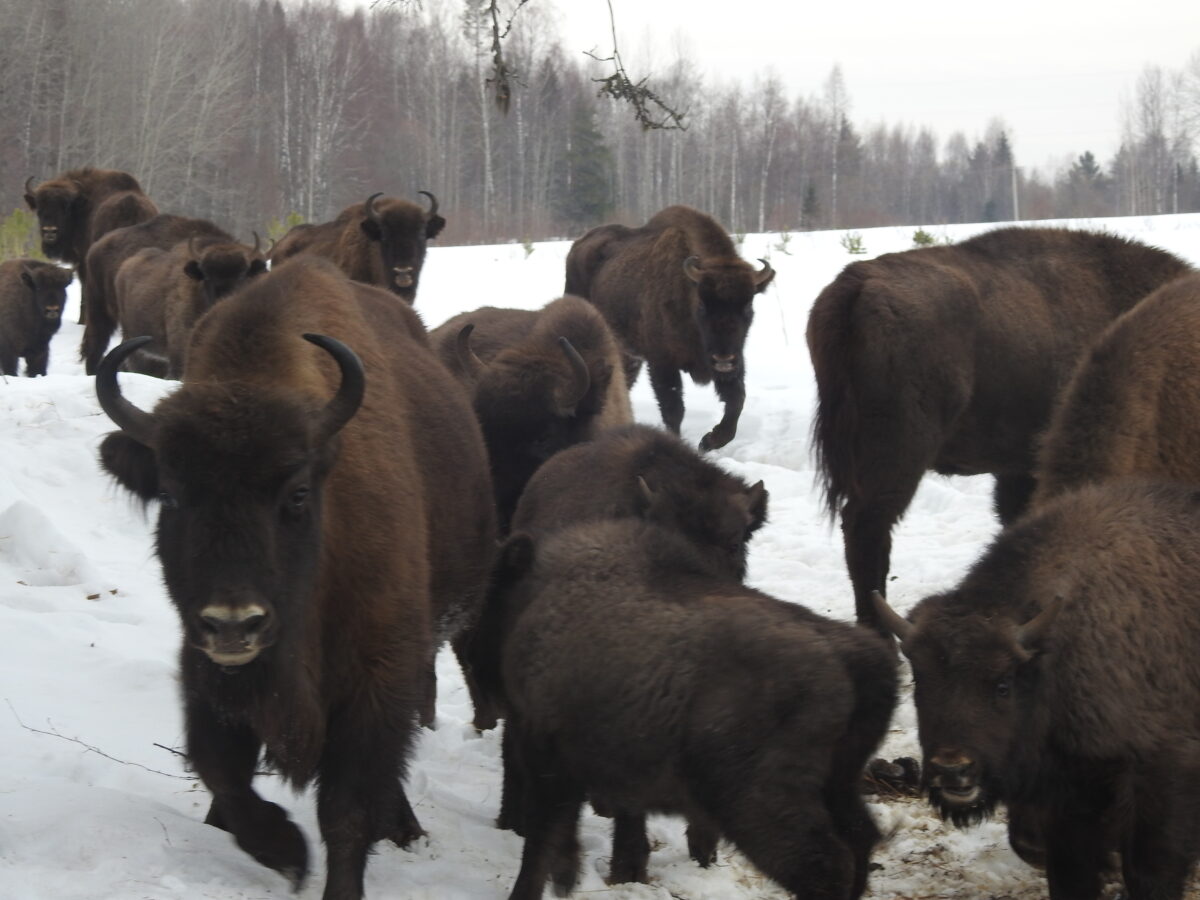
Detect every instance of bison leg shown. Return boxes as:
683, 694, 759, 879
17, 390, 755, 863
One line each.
418, 654, 437, 728
700, 373, 746, 452
506, 755, 584, 900
1043, 806, 1112, 900
24, 348, 49, 377
497, 720, 527, 834
1121, 788, 1198, 900
0, 349, 17, 377
993, 473, 1038, 525
686, 817, 720, 867
80, 276, 117, 376
841, 497, 903, 639
186, 696, 309, 891
648, 363, 685, 435
826, 781, 882, 898
608, 812, 650, 884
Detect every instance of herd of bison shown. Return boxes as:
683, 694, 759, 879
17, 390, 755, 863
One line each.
3, 166, 1200, 899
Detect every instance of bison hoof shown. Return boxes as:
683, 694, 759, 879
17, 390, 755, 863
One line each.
699, 429, 732, 452
686, 822, 719, 867
231, 802, 309, 890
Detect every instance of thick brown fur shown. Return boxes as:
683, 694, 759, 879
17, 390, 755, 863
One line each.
81, 214, 235, 374
114, 236, 267, 378
95, 257, 495, 900
498, 518, 896, 900
1033, 271, 1200, 505
24, 167, 158, 323
0, 259, 73, 376
566, 205, 774, 451
268, 193, 445, 303
885, 480, 1200, 900
429, 296, 632, 532
805, 226, 1192, 634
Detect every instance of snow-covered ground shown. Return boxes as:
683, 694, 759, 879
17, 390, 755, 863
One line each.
3, 213, 1199, 899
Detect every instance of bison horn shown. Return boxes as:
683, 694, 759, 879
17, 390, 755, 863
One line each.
187, 236, 199, 260
556, 337, 590, 415
418, 190, 439, 217
96, 336, 159, 448
303, 333, 366, 444
682, 256, 703, 283
250, 231, 262, 255
754, 257, 774, 286
24, 176, 37, 196
365, 192, 384, 225
455, 324, 487, 382
872, 591, 914, 643
1015, 596, 1064, 652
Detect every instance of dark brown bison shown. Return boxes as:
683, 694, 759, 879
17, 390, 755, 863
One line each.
0, 259, 73, 376
268, 192, 445, 303
94, 256, 495, 900
806, 226, 1192, 635
874, 479, 1200, 900
80, 214, 235, 374
114, 234, 267, 378
24, 168, 158, 323
496, 518, 896, 899
1033, 271, 1200, 506
429, 295, 632, 532
565, 205, 775, 451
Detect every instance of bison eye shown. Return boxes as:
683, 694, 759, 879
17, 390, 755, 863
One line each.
286, 486, 310, 516
996, 677, 1011, 698
158, 492, 179, 510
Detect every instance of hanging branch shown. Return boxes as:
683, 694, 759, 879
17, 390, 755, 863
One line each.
485, 0, 531, 114
585, 0, 687, 131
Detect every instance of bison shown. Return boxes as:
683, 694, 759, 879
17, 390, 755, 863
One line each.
0, 259, 73, 376
565, 205, 775, 452
429, 295, 632, 532
114, 234, 268, 378
268, 192, 445, 303
23, 167, 158, 323
806, 226, 1192, 635
80, 214, 237, 374
1033, 271, 1200, 505
94, 256, 495, 900
874, 479, 1200, 900
496, 518, 896, 899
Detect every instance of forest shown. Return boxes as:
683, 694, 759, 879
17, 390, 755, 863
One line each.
2, 0, 1198, 246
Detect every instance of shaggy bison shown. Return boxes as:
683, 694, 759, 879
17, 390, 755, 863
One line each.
0, 260, 73, 376
806, 226, 1191, 634
565, 205, 775, 451
429, 296, 632, 531
496, 518, 896, 899
94, 257, 495, 900
80, 214, 236, 374
269, 192, 445, 303
24, 167, 158, 322
114, 234, 267, 378
875, 479, 1200, 900
1033, 271, 1200, 505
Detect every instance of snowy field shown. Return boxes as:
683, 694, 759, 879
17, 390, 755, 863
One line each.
3, 213, 1200, 899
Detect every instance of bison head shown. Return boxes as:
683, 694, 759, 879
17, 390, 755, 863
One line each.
457, 324, 593, 529
182, 234, 268, 309
95, 333, 364, 669
360, 191, 446, 302
20, 263, 73, 323
683, 256, 774, 381
874, 591, 1062, 827
24, 176, 84, 258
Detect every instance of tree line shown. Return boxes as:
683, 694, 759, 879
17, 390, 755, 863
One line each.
2, 0, 1198, 248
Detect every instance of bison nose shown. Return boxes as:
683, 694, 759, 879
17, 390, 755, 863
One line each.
928, 750, 977, 785
711, 353, 738, 373
392, 266, 414, 288
197, 603, 273, 665
44, 305, 62, 319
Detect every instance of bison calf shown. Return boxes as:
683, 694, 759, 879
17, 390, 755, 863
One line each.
0, 259, 73, 376
876, 479, 1200, 900
498, 519, 896, 900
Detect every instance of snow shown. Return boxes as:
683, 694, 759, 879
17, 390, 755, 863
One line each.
3, 213, 1200, 899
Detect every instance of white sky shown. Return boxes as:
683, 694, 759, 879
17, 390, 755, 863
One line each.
550, 0, 1200, 173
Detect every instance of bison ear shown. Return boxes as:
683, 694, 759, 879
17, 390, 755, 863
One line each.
743, 480, 769, 533
425, 215, 447, 240
248, 258, 268, 276
99, 432, 159, 502
360, 217, 382, 241
183, 260, 205, 282
20, 269, 36, 290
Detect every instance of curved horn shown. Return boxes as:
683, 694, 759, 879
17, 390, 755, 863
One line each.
753, 257, 775, 286
187, 235, 199, 260
556, 336, 591, 414
365, 192, 384, 225
96, 337, 158, 447
303, 333, 366, 445
24, 176, 37, 196
418, 190, 439, 217
250, 231, 261, 255
871, 591, 914, 643
1015, 596, 1064, 652
455, 324, 487, 382
682, 256, 703, 283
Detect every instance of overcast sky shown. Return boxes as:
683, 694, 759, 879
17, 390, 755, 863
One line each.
549, 0, 1200, 173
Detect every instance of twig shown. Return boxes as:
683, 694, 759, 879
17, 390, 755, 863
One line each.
486, 0, 531, 114
7, 698, 191, 780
